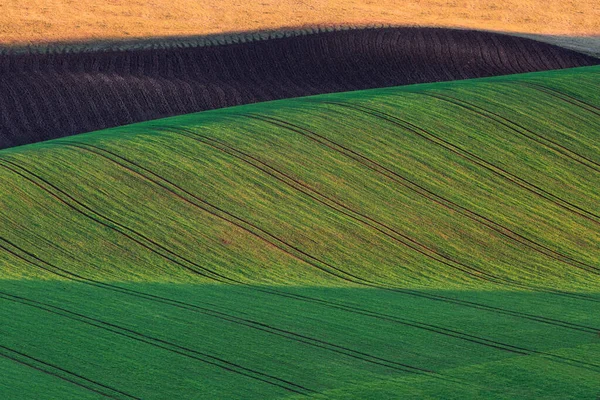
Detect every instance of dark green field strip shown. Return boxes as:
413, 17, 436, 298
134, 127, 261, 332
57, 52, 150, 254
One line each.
4, 191, 597, 345
1, 240, 599, 376
1, 280, 599, 398
3, 230, 598, 365
0, 345, 139, 399
266, 285, 600, 338
0, 354, 105, 400
2, 280, 596, 386
0, 290, 443, 379
0, 285, 436, 397
0, 293, 316, 396
2, 235, 593, 364
3, 228, 599, 381
0, 245, 450, 380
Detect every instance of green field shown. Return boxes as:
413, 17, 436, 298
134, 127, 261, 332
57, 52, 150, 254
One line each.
1, 66, 599, 398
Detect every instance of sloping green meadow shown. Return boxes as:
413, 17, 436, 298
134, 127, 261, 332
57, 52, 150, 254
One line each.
1, 66, 599, 398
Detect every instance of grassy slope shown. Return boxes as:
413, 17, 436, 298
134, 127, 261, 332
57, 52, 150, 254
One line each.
0, 66, 599, 398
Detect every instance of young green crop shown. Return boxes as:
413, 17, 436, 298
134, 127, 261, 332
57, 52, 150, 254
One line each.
0, 66, 598, 398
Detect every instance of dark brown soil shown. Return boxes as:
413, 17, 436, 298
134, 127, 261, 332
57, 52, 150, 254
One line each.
0, 27, 598, 149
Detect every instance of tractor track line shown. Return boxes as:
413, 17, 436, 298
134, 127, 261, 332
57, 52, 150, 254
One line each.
2, 236, 598, 369
508, 81, 600, 117
410, 89, 600, 174
0, 294, 315, 396
0, 157, 239, 285
153, 124, 598, 280
235, 105, 598, 276
239, 112, 600, 304
321, 99, 600, 224
0, 344, 139, 399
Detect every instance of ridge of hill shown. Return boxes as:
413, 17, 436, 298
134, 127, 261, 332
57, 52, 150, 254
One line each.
1, 27, 598, 149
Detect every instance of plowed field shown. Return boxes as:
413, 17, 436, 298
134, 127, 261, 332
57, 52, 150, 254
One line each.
1, 27, 598, 149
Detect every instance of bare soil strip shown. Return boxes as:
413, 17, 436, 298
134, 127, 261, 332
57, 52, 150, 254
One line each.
1, 27, 598, 149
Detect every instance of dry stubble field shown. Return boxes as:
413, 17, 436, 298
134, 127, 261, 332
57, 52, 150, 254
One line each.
1, 0, 598, 46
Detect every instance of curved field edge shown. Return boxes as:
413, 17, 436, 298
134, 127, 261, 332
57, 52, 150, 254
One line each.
0, 67, 599, 399
1, 65, 599, 291
2, 25, 599, 57
0, 281, 598, 399
1, 27, 598, 149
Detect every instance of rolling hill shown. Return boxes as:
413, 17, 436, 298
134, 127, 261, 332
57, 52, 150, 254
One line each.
1, 65, 599, 398
1, 27, 598, 149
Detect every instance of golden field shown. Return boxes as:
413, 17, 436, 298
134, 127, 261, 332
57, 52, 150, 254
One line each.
1, 0, 598, 46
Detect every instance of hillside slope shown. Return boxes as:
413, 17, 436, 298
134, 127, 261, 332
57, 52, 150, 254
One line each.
0, 67, 599, 398
1, 27, 598, 149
